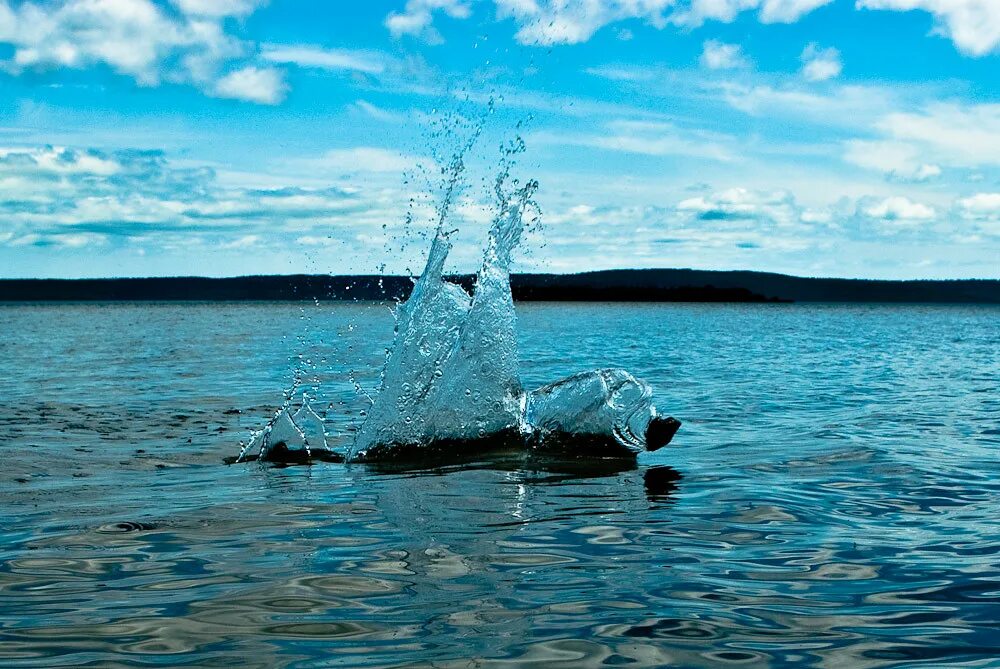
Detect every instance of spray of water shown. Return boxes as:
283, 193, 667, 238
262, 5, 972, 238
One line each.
349, 173, 537, 460
241, 105, 679, 465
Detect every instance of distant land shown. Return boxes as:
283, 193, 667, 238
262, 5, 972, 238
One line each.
1, 270, 998, 303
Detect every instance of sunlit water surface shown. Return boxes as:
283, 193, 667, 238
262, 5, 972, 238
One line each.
1, 302, 998, 668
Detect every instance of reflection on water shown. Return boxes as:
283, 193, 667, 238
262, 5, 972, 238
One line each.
1, 302, 999, 667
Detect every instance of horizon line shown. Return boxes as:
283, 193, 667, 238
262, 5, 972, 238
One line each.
3, 269, 1000, 284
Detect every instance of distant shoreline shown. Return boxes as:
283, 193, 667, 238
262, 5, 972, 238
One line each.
1, 270, 998, 303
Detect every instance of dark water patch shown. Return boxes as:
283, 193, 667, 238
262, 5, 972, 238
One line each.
95, 522, 160, 534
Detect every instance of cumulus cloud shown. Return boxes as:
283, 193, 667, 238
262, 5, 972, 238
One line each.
677, 187, 804, 227
700, 40, 748, 69
214, 66, 288, 104
800, 43, 842, 81
0, 0, 281, 101
386, 0, 471, 43
860, 195, 935, 222
857, 0, 1000, 56
955, 192, 1000, 234
957, 192, 1000, 217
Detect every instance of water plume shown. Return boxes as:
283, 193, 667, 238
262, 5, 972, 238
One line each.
343, 134, 678, 462
348, 170, 537, 460
244, 111, 679, 465
237, 386, 333, 463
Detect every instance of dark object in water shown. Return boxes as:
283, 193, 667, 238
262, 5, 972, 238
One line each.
357, 428, 527, 464
644, 465, 682, 501
526, 429, 660, 458
350, 420, 683, 466
230, 416, 681, 467
646, 416, 681, 452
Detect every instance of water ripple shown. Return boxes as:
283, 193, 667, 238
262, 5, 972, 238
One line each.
1, 302, 998, 667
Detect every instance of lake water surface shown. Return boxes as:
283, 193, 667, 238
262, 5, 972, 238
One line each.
1, 302, 998, 668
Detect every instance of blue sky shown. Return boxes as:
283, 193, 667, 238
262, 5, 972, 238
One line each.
0, 0, 998, 279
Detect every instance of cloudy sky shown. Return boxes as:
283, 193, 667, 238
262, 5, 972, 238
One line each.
1, 0, 998, 279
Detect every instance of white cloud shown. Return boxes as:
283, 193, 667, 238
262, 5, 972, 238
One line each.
956, 192, 1000, 223
718, 81, 896, 128
801, 42, 842, 81
597, 120, 737, 161
954, 192, 1000, 236
218, 234, 260, 249
2, 142, 993, 278
493, 0, 835, 40
386, 0, 471, 42
842, 140, 941, 181
494, 0, 828, 44
700, 40, 748, 69
0, 0, 278, 101
842, 102, 1000, 185
170, 0, 262, 17
493, 0, 669, 45
843, 140, 919, 173
260, 44, 386, 74
214, 66, 287, 104
673, 0, 833, 26
758, 0, 834, 21
7, 231, 107, 247
677, 187, 804, 226
877, 103, 1000, 167
0, 146, 120, 176
908, 163, 942, 181
0, 144, 425, 255
857, 0, 1000, 56
861, 195, 936, 221
382, 0, 994, 57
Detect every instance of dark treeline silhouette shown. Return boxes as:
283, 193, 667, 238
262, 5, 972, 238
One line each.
1, 270, 998, 303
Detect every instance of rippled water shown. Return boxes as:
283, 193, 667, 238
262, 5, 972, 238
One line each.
2, 302, 998, 668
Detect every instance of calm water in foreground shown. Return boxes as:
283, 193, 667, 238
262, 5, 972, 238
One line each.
1, 302, 998, 668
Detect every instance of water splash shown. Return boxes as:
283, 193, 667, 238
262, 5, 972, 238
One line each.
343, 137, 678, 462
349, 178, 537, 461
237, 387, 333, 463
245, 110, 679, 465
